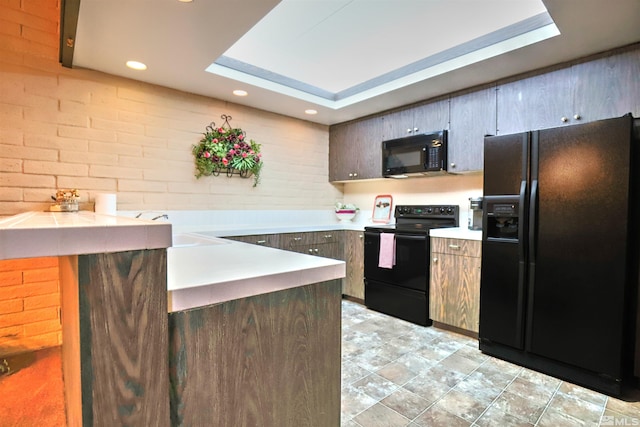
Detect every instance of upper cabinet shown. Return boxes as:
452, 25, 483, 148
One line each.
329, 116, 383, 182
497, 47, 640, 135
496, 67, 574, 135
572, 48, 640, 122
381, 99, 450, 140
329, 44, 640, 181
448, 87, 497, 173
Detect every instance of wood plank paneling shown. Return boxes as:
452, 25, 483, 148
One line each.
430, 238, 481, 334
77, 249, 169, 427
169, 281, 341, 427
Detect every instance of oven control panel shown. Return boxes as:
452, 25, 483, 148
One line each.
395, 205, 459, 219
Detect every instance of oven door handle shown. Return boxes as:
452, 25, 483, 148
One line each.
364, 231, 427, 242
393, 234, 427, 242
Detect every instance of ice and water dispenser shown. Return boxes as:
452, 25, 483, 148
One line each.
484, 196, 520, 240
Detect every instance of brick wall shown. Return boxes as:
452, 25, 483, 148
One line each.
0, 257, 61, 356
0, 0, 342, 351
0, 0, 342, 217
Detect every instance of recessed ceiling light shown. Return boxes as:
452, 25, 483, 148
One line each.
126, 60, 147, 71
178, 0, 193, 2
305, 109, 318, 115
233, 89, 248, 96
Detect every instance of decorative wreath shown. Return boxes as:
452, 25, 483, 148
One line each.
192, 114, 262, 187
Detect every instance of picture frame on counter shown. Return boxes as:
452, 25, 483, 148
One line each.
372, 195, 393, 223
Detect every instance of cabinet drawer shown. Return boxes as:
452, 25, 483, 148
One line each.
281, 231, 341, 249
226, 234, 279, 247
431, 237, 481, 257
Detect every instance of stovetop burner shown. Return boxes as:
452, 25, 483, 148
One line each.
365, 204, 459, 233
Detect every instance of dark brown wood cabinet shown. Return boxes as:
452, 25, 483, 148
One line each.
328, 117, 382, 181
281, 231, 343, 260
448, 86, 497, 172
496, 66, 574, 135
497, 47, 640, 135
381, 98, 450, 140
572, 48, 640, 122
225, 233, 280, 248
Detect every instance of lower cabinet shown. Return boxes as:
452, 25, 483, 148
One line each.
430, 237, 481, 334
343, 230, 364, 300
226, 230, 366, 300
225, 233, 280, 248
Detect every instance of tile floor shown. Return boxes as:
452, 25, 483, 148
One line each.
341, 299, 640, 427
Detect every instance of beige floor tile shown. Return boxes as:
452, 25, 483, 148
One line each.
353, 403, 411, 427
381, 387, 431, 420
412, 405, 471, 427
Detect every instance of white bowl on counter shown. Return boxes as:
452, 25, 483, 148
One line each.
335, 210, 357, 222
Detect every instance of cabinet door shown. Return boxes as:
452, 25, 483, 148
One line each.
354, 117, 383, 180
572, 48, 640, 122
381, 99, 450, 140
430, 238, 481, 333
497, 67, 574, 135
343, 231, 364, 299
413, 98, 450, 134
328, 123, 357, 181
329, 118, 382, 181
449, 87, 496, 172
226, 234, 279, 248
381, 108, 415, 140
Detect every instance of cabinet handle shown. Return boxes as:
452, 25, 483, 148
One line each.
324, 234, 332, 239
293, 237, 302, 241
308, 248, 314, 253
352, 173, 358, 177
406, 128, 412, 133
433, 257, 438, 263
448, 244, 460, 249
256, 240, 267, 245
450, 162, 456, 168
314, 248, 319, 253
574, 114, 581, 120
358, 234, 363, 239
414, 127, 419, 133
561, 116, 569, 123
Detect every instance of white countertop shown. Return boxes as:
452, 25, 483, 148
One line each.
0, 211, 172, 260
1, 211, 346, 312
167, 239, 345, 312
429, 227, 483, 241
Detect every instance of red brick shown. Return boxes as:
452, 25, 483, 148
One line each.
23, 318, 60, 336
0, 280, 58, 299
23, 266, 58, 283
0, 298, 22, 314
22, 331, 61, 349
23, 292, 59, 310
0, 325, 23, 349
0, 270, 22, 286
0, 306, 57, 328
0, 257, 57, 272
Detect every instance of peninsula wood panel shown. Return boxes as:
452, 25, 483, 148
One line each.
76, 249, 170, 427
169, 281, 341, 427
343, 230, 364, 300
430, 238, 481, 334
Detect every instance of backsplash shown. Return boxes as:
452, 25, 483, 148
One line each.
343, 173, 483, 227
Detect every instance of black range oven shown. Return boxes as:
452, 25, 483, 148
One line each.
364, 205, 459, 326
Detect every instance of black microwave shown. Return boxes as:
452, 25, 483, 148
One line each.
382, 130, 448, 177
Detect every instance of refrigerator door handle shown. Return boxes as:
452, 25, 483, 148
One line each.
528, 179, 538, 262
518, 180, 527, 263
525, 178, 538, 351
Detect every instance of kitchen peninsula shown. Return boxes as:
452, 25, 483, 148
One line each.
0, 211, 344, 426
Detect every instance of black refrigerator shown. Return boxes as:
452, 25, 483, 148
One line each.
479, 114, 640, 396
